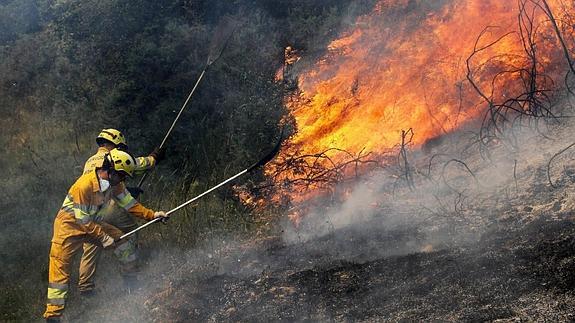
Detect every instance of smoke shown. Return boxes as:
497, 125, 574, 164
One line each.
279, 111, 575, 265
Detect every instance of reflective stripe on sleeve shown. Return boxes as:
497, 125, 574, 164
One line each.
124, 199, 137, 210
61, 194, 73, 209
61, 193, 97, 223
61, 205, 74, 216
115, 190, 136, 210
61, 194, 77, 216
73, 204, 92, 224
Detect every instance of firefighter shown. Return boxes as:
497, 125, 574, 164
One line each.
78, 128, 164, 295
44, 149, 168, 322
85, 128, 162, 179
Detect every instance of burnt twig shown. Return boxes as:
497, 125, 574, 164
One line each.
547, 141, 575, 188
441, 159, 482, 193
398, 128, 415, 191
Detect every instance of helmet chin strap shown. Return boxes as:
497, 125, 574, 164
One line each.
108, 170, 120, 186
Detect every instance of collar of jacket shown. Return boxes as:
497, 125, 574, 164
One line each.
89, 169, 105, 193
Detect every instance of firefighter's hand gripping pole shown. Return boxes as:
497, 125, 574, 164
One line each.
119, 132, 283, 241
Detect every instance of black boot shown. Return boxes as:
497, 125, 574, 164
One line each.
79, 289, 97, 297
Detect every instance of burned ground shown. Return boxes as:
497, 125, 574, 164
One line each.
63, 122, 575, 322
137, 217, 575, 322
70, 195, 575, 321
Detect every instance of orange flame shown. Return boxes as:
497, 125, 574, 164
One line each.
265, 0, 575, 209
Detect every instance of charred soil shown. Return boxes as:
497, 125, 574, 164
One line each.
141, 214, 575, 322
67, 125, 575, 322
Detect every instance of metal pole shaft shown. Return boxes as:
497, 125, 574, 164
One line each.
120, 168, 248, 240
160, 69, 206, 149
167, 169, 247, 215
120, 217, 162, 240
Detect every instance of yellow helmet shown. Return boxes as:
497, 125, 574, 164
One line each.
97, 128, 127, 148
105, 148, 136, 177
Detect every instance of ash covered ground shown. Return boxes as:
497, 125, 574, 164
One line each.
66, 122, 575, 322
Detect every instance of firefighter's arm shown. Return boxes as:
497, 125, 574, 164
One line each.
134, 147, 165, 175
84, 222, 115, 248
134, 156, 156, 174
112, 183, 156, 221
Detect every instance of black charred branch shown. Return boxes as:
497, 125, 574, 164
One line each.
547, 141, 575, 188
441, 159, 482, 193
397, 128, 416, 191
539, 0, 575, 93
425, 153, 451, 181
466, 0, 573, 151
264, 147, 380, 192
514, 159, 519, 191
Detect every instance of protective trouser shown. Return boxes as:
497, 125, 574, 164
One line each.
78, 208, 139, 292
43, 213, 125, 319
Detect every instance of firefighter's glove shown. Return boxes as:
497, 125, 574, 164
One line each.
150, 147, 166, 164
154, 211, 169, 224
127, 186, 144, 199
101, 234, 116, 249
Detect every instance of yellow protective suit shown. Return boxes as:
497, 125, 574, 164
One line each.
44, 170, 155, 319
78, 147, 155, 292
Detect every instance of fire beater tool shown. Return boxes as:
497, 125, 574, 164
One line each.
119, 132, 283, 240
